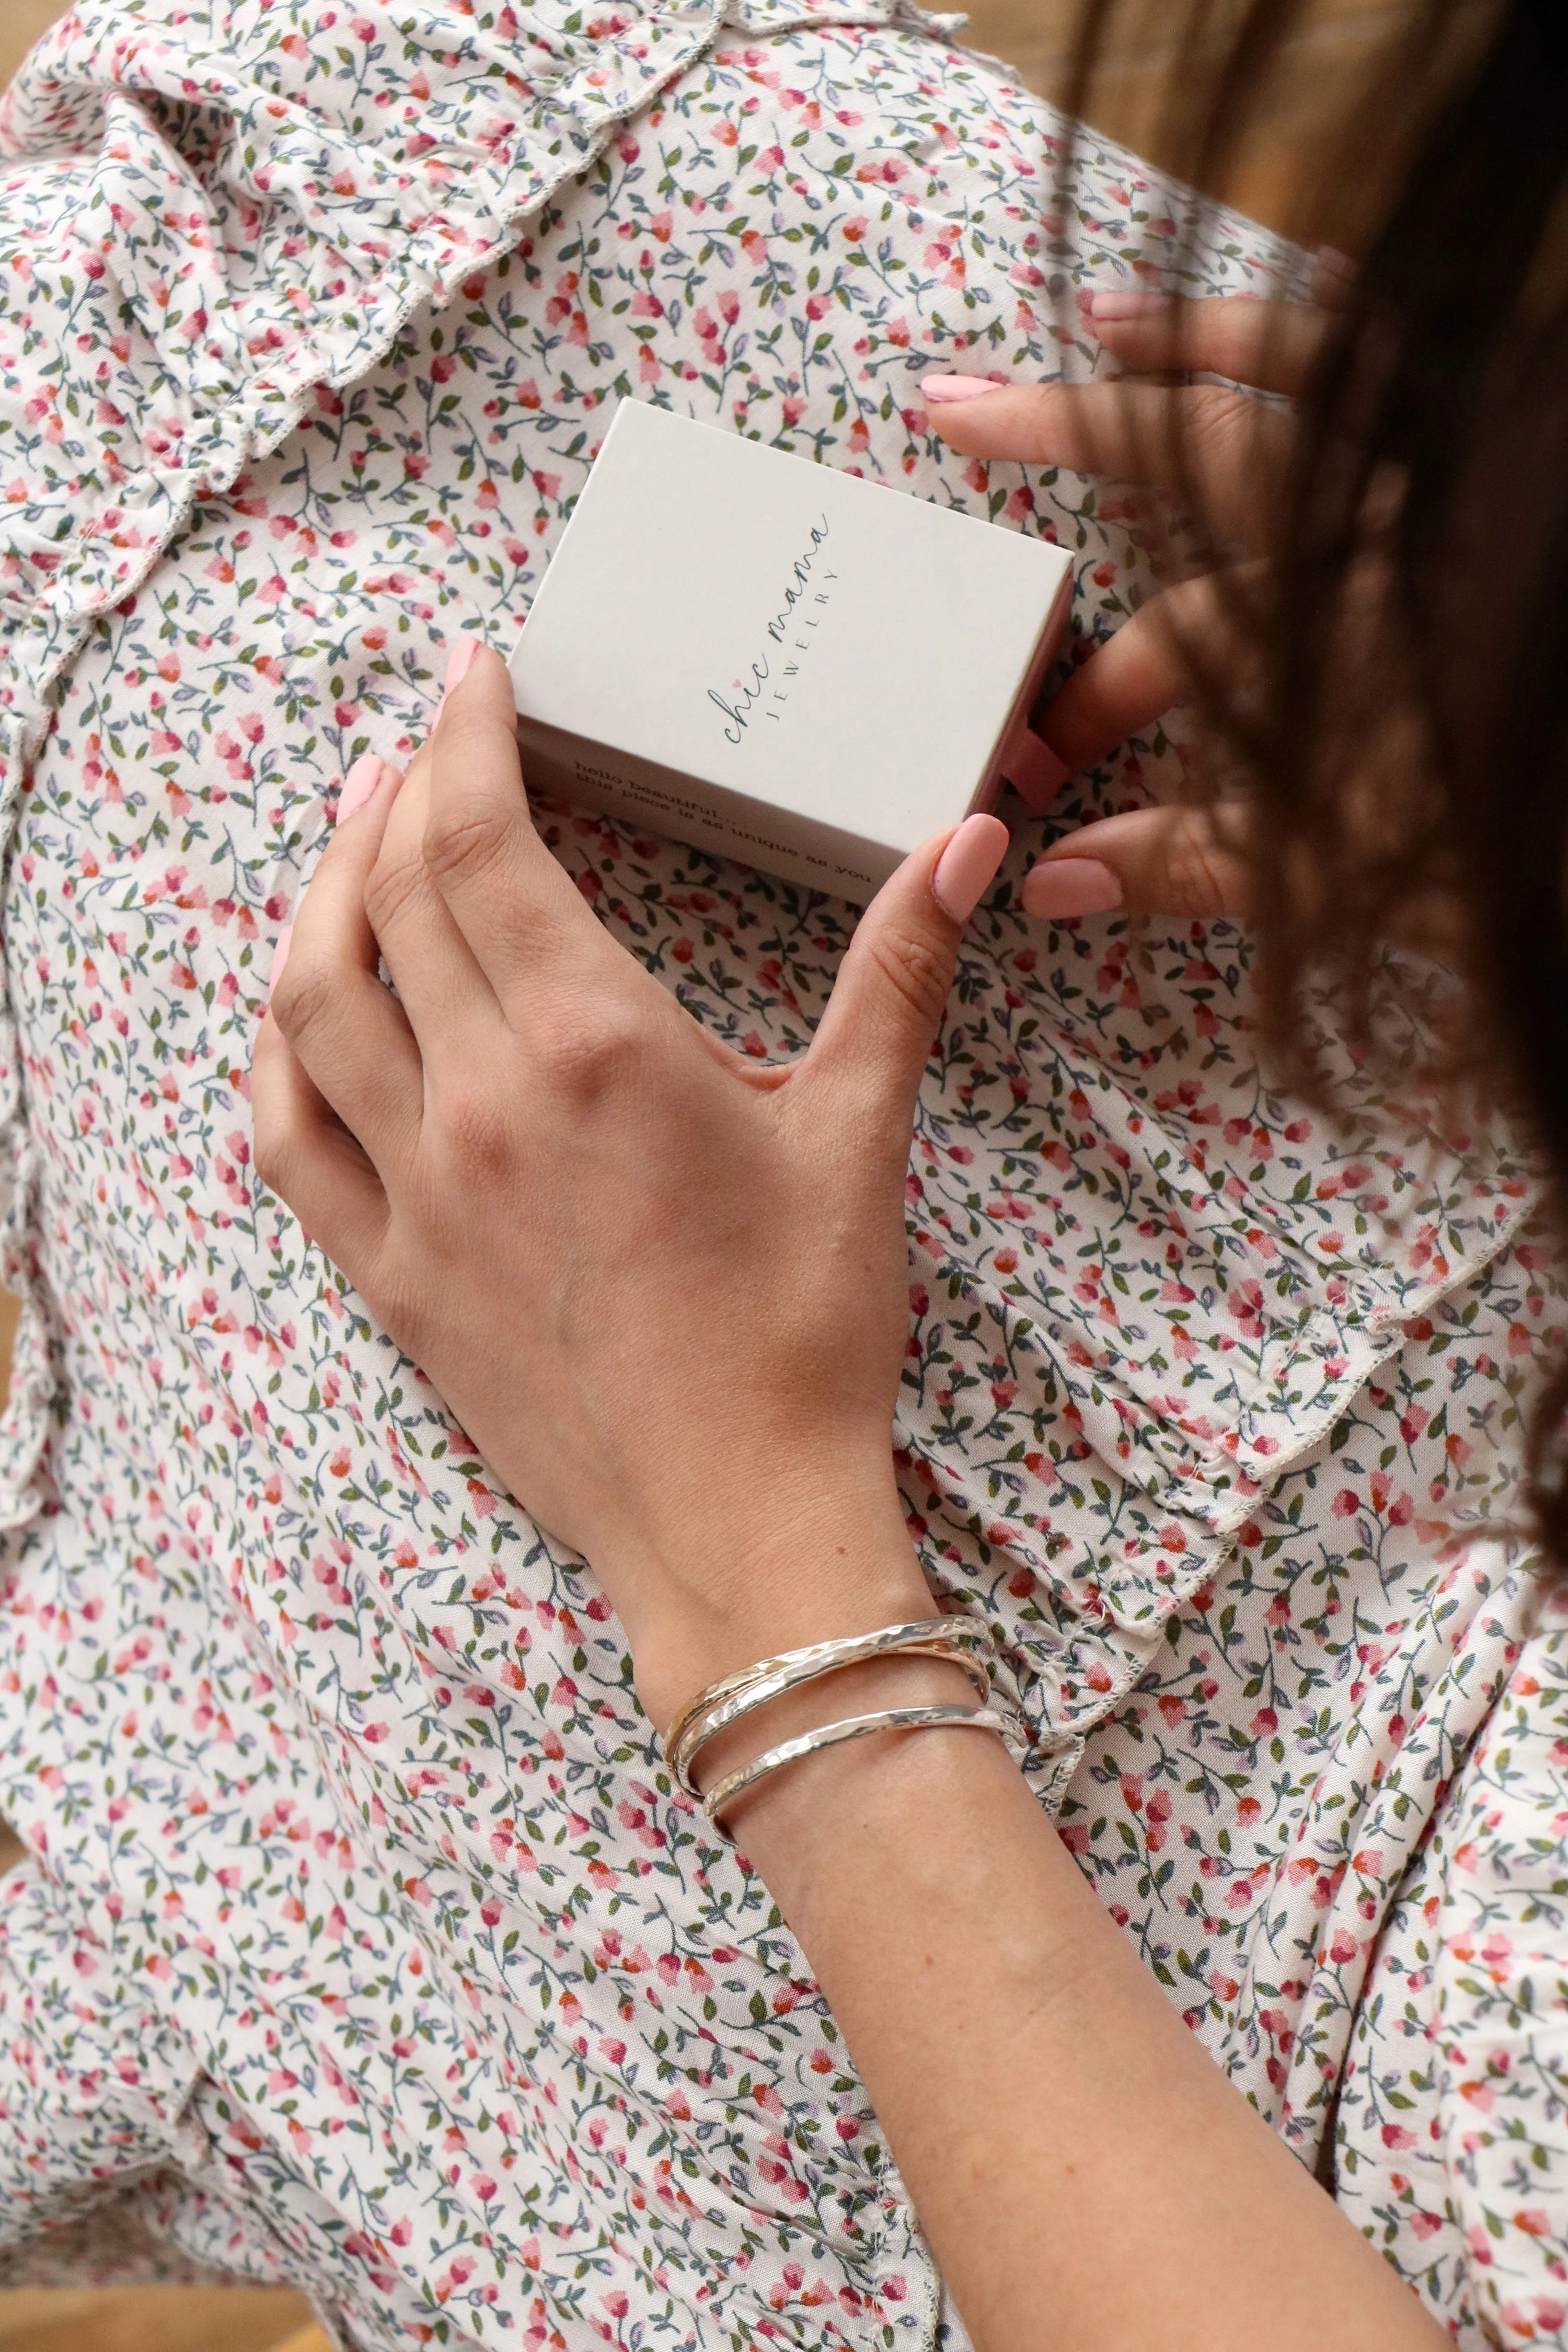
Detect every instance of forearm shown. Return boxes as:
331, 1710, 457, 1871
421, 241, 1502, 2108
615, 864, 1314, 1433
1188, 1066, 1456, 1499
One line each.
710, 1564, 1445, 2352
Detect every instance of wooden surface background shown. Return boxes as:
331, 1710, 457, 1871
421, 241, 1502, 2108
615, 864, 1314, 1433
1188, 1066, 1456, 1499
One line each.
0, 0, 1414, 2344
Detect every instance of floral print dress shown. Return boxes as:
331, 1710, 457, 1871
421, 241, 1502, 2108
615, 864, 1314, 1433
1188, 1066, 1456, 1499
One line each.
0, 2, 1566, 2346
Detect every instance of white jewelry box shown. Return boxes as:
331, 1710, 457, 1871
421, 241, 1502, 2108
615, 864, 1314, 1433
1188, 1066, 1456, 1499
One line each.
509, 399, 1073, 901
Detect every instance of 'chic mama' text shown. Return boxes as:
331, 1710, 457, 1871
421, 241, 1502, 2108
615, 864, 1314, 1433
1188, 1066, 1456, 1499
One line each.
707, 514, 837, 743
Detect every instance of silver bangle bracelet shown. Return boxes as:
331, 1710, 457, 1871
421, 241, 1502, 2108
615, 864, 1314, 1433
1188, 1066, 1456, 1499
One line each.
663, 1615, 987, 1778
702, 1702, 1011, 1835
663, 1615, 992, 1800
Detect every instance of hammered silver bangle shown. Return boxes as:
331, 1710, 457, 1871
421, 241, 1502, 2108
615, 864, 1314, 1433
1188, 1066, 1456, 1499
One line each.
701, 1703, 1012, 1834
663, 1615, 992, 1801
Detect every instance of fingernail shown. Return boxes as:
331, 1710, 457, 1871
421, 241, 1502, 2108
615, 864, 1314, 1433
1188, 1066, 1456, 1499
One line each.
933, 813, 1010, 924
1021, 858, 1123, 919
269, 924, 293, 997
1090, 289, 1174, 321
1003, 729, 1070, 817
444, 637, 479, 694
336, 752, 383, 826
920, 374, 1005, 406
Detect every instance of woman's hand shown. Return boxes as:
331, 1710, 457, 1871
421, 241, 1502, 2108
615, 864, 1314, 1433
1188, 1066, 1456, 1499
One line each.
926, 284, 1343, 918
252, 644, 1008, 1727
253, 642, 1445, 2352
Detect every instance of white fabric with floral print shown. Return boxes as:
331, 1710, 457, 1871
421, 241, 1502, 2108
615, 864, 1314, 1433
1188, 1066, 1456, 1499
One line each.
1, 2, 1566, 2346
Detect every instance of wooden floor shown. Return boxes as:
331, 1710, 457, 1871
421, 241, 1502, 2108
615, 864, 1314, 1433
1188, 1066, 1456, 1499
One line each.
0, 2296, 321, 2352
0, 0, 1414, 2345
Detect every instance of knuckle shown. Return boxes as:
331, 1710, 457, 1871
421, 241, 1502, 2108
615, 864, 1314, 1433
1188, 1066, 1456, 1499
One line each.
864, 920, 950, 1031
252, 1118, 299, 1204
1023, 381, 1081, 451
268, 950, 337, 1048
364, 1253, 424, 1354
422, 796, 514, 892
363, 843, 428, 940
1163, 818, 1232, 913
540, 999, 649, 1104
1184, 383, 1254, 458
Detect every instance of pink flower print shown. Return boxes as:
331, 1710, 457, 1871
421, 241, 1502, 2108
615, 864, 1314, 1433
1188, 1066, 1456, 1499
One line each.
1229, 1279, 1266, 1340
0, 25, 1551, 2338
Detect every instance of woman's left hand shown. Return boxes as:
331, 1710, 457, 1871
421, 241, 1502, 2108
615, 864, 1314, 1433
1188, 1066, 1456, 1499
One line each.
927, 288, 1338, 919
252, 644, 1007, 1727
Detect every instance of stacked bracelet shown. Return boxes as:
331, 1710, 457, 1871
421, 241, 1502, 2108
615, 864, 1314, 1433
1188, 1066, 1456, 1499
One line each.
663, 1614, 1011, 1837
700, 1701, 1012, 1825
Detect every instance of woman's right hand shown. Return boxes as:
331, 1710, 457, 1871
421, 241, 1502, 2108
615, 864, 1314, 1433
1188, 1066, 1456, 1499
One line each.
925, 279, 1345, 920
252, 648, 1006, 1735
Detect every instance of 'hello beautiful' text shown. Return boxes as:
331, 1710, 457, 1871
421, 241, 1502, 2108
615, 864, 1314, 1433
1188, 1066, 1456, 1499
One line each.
707, 514, 836, 743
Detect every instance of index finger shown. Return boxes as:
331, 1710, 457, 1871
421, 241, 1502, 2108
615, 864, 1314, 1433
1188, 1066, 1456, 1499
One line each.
421, 643, 621, 1010
1086, 293, 1333, 397
1040, 561, 1270, 779
924, 377, 1293, 549
1022, 804, 1254, 924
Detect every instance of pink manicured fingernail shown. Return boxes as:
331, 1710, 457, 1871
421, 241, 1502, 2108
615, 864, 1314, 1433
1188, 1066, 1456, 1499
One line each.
1090, 289, 1174, 321
269, 924, 293, 996
1004, 730, 1070, 817
1312, 243, 1357, 285
444, 637, 479, 693
933, 813, 1009, 924
336, 752, 383, 826
920, 374, 1005, 405
1021, 858, 1123, 919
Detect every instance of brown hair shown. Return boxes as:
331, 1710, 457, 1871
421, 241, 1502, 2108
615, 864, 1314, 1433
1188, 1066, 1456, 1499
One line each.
1056, 1, 1568, 1547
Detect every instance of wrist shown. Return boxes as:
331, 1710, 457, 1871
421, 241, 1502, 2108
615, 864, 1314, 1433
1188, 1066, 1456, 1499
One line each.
626, 1479, 935, 1735
693, 1649, 985, 1823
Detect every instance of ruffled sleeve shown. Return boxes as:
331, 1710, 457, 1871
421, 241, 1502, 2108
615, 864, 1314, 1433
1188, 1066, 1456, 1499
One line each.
1333, 1586, 1568, 2348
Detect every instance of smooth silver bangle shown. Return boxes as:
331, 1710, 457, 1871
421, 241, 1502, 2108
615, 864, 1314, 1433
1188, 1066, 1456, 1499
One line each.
663, 1616, 992, 1800
702, 1703, 1011, 1835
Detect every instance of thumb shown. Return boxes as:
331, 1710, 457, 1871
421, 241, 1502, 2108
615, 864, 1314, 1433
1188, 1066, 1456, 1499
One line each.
803, 813, 1009, 1127
1021, 804, 1252, 923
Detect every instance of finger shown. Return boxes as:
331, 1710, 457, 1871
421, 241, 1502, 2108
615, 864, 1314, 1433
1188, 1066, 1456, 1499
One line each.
923, 378, 1292, 548
422, 642, 608, 1008
1039, 562, 1270, 778
269, 759, 424, 1170
1309, 245, 1357, 310
253, 1005, 392, 1267
366, 720, 501, 1047
1083, 292, 1332, 396
335, 746, 392, 828
1020, 804, 1253, 923
801, 813, 1008, 1138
